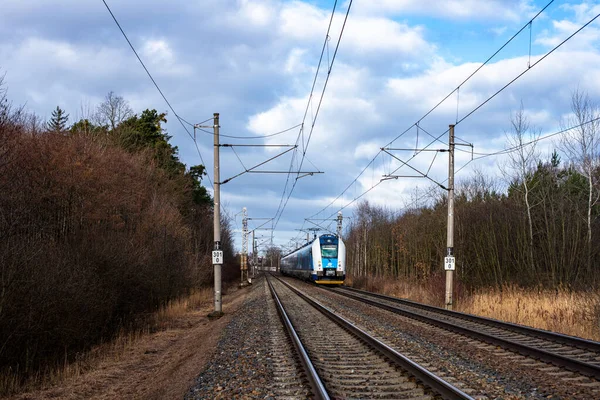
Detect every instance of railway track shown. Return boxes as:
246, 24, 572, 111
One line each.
267, 275, 474, 399
332, 285, 600, 381
264, 278, 313, 398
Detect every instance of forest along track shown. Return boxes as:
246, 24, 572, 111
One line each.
332, 285, 600, 381
267, 275, 474, 400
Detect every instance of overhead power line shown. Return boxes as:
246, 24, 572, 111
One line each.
312, 7, 599, 222
339, 115, 600, 222
194, 123, 303, 139
306, 0, 555, 221
456, 12, 600, 126
101, 0, 214, 189
322, 108, 600, 223
180, 116, 213, 127
385, 10, 600, 178
273, 0, 354, 230
272, 0, 341, 230
473, 116, 600, 160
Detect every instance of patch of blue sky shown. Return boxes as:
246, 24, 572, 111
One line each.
430, 21, 548, 64
394, 2, 576, 64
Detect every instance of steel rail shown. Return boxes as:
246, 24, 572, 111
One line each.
266, 276, 329, 400
338, 286, 600, 352
333, 287, 600, 380
274, 276, 475, 400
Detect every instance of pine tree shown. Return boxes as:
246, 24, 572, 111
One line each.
47, 106, 69, 133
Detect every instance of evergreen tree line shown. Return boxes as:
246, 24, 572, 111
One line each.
346, 91, 600, 291
0, 82, 236, 382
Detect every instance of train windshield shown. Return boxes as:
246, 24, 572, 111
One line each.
321, 245, 338, 258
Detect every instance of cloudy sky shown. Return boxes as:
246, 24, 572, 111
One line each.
2, 0, 600, 252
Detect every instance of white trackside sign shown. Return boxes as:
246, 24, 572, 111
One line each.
212, 250, 223, 265
444, 256, 455, 271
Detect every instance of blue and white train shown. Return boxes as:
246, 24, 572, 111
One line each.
280, 234, 345, 285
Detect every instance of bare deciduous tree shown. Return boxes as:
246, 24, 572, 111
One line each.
560, 89, 600, 273
501, 102, 540, 271
95, 91, 133, 130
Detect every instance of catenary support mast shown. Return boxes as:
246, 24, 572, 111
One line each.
211, 113, 223, 317
241, 207, 248, 283
445, 124, 455, 310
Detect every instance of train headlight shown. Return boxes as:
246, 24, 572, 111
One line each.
318, 261, 322, 267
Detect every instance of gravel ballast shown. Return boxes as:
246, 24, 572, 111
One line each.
186, 274, 600, 399
185, 276, 310, 399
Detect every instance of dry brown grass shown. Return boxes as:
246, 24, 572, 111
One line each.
153, 288, 213, 329
0, 288, 213, 397
457, 286, 600, 341
348, 274, 444, 306
348, 274, 600, 342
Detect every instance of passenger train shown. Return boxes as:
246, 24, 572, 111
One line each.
280, 234, 345, 285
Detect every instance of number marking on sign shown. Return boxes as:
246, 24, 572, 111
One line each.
212, 250, 223, 265
444, 256, 455, 271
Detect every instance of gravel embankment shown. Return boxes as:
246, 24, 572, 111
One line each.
289, 277, 600, 399
186, 274, 600, 399
185, 276, 310, 399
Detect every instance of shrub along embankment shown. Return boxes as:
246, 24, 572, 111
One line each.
0, 113, 234, 393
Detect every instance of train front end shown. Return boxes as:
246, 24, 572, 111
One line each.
311, 234, 345, 285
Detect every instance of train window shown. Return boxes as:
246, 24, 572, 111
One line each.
321, 245, 337, 258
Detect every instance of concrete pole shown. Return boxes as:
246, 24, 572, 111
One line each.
211, 113, 223, 317
337, 211, 343, 237
445, 124, 455, 310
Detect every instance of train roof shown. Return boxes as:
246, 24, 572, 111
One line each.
281, 233, 341, 258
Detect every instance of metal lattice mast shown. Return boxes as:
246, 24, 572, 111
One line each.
242, 207, 248, 283
252, 230, 256, 278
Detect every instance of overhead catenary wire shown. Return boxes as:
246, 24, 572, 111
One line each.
473, 116, 600, 160
275, 0, 354, 229
195, 123, 303, 139
456, 11, 600, 126
272, 0, 353, 230
101, 0, 214, 189
306, 0, 556, 221
386, 11, 600, 177
102, 0, 236, 241
383, 0, 556, 151
181, 116, 213, 127
313, 8, 599, 222
322, 112, 600, 222
272, 0, 340, 228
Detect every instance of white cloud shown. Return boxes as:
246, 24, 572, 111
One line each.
353, 0, 535, 22
277, 1, 434, 60
3, 37, 125, 75
284, 48, 310, 75
343, 17, 433, 56
562, 2, 600, 23
354, 141, 381, 160
140, 39, 192, 76
238, 0, 276, 27
386, 48, 600, 125
0, 37, 136, 109
279, 1, 329, 41
3, 0, 600, 250
536, 3, 600, 50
